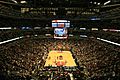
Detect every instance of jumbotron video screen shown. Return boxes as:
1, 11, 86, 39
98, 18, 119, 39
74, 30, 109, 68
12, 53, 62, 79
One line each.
54, 28, 68, 39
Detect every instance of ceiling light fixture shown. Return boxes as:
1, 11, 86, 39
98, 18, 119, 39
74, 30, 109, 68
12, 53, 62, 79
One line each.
104, 0, 111, 5
11, 0, 17, 3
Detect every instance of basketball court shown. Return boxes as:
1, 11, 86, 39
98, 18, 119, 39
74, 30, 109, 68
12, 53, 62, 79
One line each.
45, 50, 77, 67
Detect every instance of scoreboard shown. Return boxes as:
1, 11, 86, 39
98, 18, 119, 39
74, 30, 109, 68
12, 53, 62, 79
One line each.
52, 20, 70, 28
52, 20, 70, 39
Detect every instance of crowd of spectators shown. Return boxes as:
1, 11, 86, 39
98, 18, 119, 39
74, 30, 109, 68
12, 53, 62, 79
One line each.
0, 36, 120, 79
90, 30, 120, 43
0, 37, 48, 79
0, 30, 24, 42
71, 38, 120, 79
0, 30, 39, 42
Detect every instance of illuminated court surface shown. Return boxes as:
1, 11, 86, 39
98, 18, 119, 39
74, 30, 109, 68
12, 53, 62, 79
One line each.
45, 51, 77, 67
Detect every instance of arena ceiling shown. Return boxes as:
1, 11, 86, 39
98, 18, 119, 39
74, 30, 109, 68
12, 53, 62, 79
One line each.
0, 0, 120, 18
0, 0, 119, 7
0, 0, 120, 27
